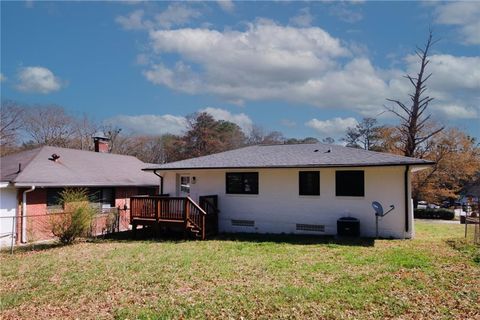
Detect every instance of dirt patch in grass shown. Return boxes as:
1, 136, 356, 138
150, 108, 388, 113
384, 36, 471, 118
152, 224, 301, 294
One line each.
1, 221, 479, 319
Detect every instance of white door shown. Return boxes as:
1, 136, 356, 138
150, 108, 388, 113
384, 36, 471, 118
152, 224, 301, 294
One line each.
178, 175, 191, 197
0, 187, 17, 248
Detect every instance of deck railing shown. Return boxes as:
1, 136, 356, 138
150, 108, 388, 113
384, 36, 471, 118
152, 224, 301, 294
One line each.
130, 195, 218, 239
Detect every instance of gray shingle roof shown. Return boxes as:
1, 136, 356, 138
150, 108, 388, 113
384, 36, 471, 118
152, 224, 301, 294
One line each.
1, 146, 158, 187
145, 143, 434, 171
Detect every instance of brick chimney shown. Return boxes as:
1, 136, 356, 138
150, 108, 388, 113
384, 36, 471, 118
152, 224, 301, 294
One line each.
93, 136, 110, 153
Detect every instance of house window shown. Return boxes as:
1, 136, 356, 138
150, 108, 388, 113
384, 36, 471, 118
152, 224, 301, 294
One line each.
226, 172, 258, 195
180, 176, 191, 193
46, 188, 63, 209
299, 171, 320, 196
336, 170, 365, 197
89, 188, 115, 209
137, 187, 157, 196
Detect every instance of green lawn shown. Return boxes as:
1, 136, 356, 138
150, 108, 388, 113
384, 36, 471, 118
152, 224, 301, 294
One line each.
1, 221, 479, 320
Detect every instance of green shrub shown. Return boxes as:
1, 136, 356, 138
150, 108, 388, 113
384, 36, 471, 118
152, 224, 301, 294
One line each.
49, 188, 96, 244
414, 208, 455, 220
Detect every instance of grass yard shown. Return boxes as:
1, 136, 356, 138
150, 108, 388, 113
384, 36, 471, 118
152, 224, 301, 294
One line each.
1, 221, 479, 320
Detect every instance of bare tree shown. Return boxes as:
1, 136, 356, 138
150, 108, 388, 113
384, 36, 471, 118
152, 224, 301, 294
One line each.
385, 31, 443, 157
70, 113, 99, 150
0, 100, 25, 155
101, 125, 123, 153
22, 104, 75, 147
247, 125, 285, 145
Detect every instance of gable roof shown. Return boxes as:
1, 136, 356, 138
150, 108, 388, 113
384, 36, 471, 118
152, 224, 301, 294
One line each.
1, 146, 158, 187
144, 143, 434, 171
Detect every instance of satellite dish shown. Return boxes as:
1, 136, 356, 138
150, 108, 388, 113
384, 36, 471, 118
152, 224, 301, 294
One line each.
372, 201, 384, 216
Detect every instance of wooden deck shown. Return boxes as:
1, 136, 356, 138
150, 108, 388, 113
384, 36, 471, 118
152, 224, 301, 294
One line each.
130, 195, 219, 240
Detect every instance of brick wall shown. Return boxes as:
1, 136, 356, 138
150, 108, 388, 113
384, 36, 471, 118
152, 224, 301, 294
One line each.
22, 188, 53, 242
16, 186, 154, 243
114, 187, 140, 231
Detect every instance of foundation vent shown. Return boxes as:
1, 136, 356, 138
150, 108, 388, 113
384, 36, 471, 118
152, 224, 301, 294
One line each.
296, 224, 325, 232
231, 219, 255, 227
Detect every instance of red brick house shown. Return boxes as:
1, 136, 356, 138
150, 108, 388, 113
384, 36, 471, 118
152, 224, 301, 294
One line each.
0, 139, 158, 247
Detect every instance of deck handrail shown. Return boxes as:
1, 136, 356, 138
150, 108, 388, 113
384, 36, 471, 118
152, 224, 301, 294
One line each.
186, 197, 207, 215
130, 195, 218, 240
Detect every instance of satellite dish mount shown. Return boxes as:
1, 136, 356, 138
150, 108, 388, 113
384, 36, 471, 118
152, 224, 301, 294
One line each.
372, 201, 395, 238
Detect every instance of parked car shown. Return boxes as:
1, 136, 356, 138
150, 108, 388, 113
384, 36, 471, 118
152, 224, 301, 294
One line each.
417, 201, 427, 209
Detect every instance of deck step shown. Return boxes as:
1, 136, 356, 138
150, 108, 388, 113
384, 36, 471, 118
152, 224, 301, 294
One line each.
132, 218, 184, 224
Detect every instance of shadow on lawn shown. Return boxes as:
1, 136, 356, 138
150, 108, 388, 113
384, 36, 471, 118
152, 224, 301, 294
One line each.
98, 228, 376, 247
4, 241, 66, 254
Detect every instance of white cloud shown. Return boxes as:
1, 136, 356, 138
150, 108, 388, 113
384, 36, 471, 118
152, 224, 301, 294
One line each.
329, 3, 363, 23
155, 3, 201, 29
217, 0, 234, 13
200, 107, 253, 133
116, 4, 201, 31
143, 61, 201, 94
106, 114, 188, 135
412, 54, 480, 92
144, 21, 397, 111
306, 117, 358, 137
388, 54, 480, 120
0, 73, 6, 82
115, 9, 151, 30
16, 66, 63, 94
433, 104, 478, 119
120, 15, 477, 121
289, 7, 313, 27
435, 2, 480, 45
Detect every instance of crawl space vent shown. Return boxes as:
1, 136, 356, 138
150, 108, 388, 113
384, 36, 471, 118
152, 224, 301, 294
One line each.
231, 219, 255, 227
296, 224, 325, 232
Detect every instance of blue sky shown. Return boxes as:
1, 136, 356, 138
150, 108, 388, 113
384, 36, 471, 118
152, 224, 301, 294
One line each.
1, 1, 479, 140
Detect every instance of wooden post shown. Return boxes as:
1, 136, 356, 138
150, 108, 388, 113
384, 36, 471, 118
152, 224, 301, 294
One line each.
465, 217, 468, 238
132, 222, 137, 239
184, 198, 189, 223
130, 198, 135, 224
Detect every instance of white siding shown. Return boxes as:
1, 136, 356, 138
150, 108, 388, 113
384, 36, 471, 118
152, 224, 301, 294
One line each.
0, 187, 17, 248
161, 166, 413, 239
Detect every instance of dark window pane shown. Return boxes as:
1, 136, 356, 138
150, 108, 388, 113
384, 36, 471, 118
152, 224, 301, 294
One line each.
226, 173, 243, 194
138, 187, 157, 196
242, 173, 258, 194
88, 188, 115, 208
299, 171, 320, 195
102, 188, 115, 207
336, 171, 364, 197
88, 188, 101, 203
226, 172, 258, 194
46, 188, 63, 207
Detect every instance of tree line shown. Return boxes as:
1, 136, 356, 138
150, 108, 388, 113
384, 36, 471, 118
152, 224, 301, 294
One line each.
0, 100, 323, 163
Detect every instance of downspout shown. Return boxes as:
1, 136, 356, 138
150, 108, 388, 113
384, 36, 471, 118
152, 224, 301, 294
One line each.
22, 186, 36, 243
153, 170, 164, 195
404, 165, 410, 233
